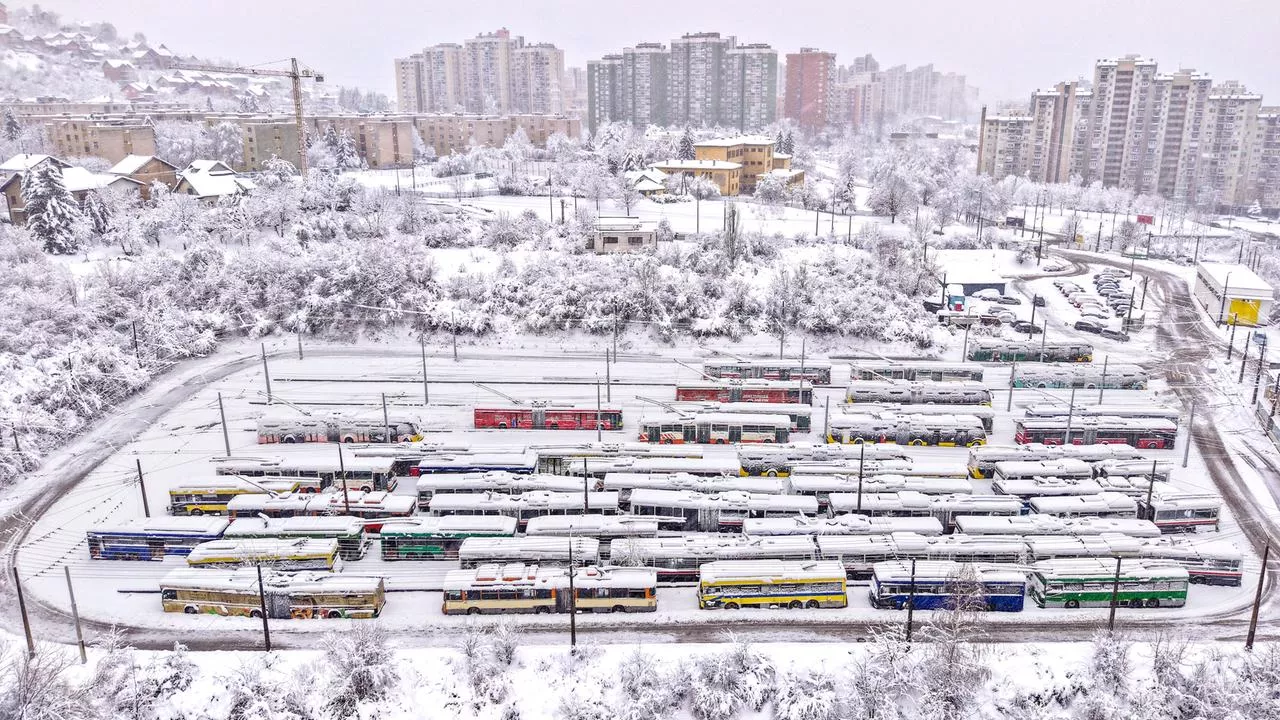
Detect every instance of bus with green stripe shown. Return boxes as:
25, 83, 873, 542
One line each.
1029, 558, 1189, 609
697, 560, 848, 610
378, 515, 517, 560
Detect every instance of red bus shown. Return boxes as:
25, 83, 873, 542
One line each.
674, 380, 813, 405
474, 407, 623, 431
1013, 417, 1177, 450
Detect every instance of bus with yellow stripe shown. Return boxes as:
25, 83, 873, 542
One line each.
442, 563, 658, 615
697, 560, 848, 610
168, 477, 317, 516
185, 537, 340, 571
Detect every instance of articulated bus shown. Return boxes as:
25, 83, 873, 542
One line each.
1012, 363, 1148, 390
953, 514, 1162, 538
412, 453, 538, 477
1137, 487, 1222, 533
992, 477, 1106, 501
993, 459, 1095, 484
160, 568, 385, 619
698, 560, 848, 609
256, 416, 422, 444
966, 444, 1145, 479
378, 516, 518, 560
827, 492, 1023, 532
670, 402, 813, 432
817, 533, 1027, 579
845, 381, 993, 406
827, 414, 987, 447
848, 361, 985, 383
702, 359, 833, 384
674, 380, 814, 405
413, 472, 589, 511
742, 514, 945, 537
786, 474, 973, 512
87, 517, 230, 560
609, 535, 817, 584
168, 477, 316, 516
212, 456, 397, 492
1027, 492, 1139, 520
185, 538, 340, 571
626, 488, 817, 532
737, 443, 910, 477
603, 472, 786, 502
427, 491, 621, 530
1024, 535, 1243, 586
1029, 558, 1189, 609
222, 516, 370, 560
967, 340, 1093, 363
1023, 404, 1181, 427
566, 455, 743, 479
869, 560, 1027, 611
442, 564, 658, 615
473, 407, 623, 431
639, 413, 792, 445
524, 515, 660, 559
457, 536, 601, 568
225, 491, 416, 530
1013, 417, 1178, 449
841, 403, 997, 432
532, 443, 706, 475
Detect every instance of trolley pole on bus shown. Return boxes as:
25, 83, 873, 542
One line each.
1246, 543, 1270, 650
64, 566, 86, 663
856, 442, 865, 513
1107, 557, 1122, 632
260, 343, 273, 404
1182, 400, 1196, 467
1064, 387, 1077, 445
218, 392, 232, 457
382, 393, 391, 443
255, 564, 272, 652
420, 336, 429, 406
135, 458, 151, 518
1098, 356, 1109, 404
905, 559, 917, 643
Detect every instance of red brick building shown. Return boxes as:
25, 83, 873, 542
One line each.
784, 48, 836, 132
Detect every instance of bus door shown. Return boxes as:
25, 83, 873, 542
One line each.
685, 424, 698, 443
728, 425, 742, 443
265, 592, 294, 619
149, 538, 167, 560
775, 427, 789, 443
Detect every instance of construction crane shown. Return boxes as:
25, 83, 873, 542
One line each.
170, 57, 323, 173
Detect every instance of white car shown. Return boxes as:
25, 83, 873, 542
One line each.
972, 288, 1001, 300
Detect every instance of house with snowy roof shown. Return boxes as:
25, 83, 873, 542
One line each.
623, 169, 669, 197
1, 163, 142, 224
109, 155, 179, 198
174, 160, 256, 202
102, 59, 138, 83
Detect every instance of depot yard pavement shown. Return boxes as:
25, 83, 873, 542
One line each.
11, 321, 1264, 638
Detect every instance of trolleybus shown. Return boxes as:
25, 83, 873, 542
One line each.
87, 517, 230, 560
817, 534, 1027, 579
675, 380, 813, 405
848, 361, 985, 383
626, 488, 817, 532
256, 415, 422, 444
697, 560, 848, 609
638, 413, 792, 444
160, 568, 385, 619
184, 538, 340, 571
967, 340, 1093, 363
413, 472, 589, 510
212, 456, 396, 492
702, 359, 833, 384
868, 561, 1027, 611
1012, 363, 1147, 390
441, 564, 658, 615
1028, 558, 1188, 608
1013, 417, 1177, 449
378, 516, 518, 560
827, 414, 988, 447
473, 406, 623, 431
741, 514, 945, 537
426, 491, 620, 529
953, 514, 1161, 538
1136, 487, 1222, 533
845, 381, 993, 406
457, 536, 601, 568
222, 516, 370, 560
609, 535, 818, 583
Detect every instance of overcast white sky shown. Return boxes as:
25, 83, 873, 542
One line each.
25, 0, 1280, 104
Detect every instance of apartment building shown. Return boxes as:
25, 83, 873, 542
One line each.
693, 135, 778, 193
622, 43, 669, 128
978, 113, 1033, 180
1197, 83, 1262, 209
45, 120, 157, 163
1251, 108, 1280, 211
242, 121, 302, 171
394, 56, 426, 113
586, 55, 624, 134
512, 43, 566, 115
784, 48, 836, 133
668, 32, 734, 127
722, 44, 778, 131
462, 28, 522, 114
413, 114, 580, 157
394, 44, 465, 114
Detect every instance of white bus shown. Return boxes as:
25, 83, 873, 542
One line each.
992, 476, 1107, 500
786, 474, 973, 511
413, 472, 590, 510
954, 514, 1161, 538
827, 413, 987, 447
849, 361, 985, 383
427, 491, 620, 529
185, 538, 340, 571
602, 472, 786, 502
160, 568, 385, 619
827, 492, 1023, 532
1012, 363, 1147, 390
626, 488, 817, 532
524, 515, 661, 559
457, 536, 601, 568
256, 415, 422, 444
566, 455, 743, 479
698, 560, 849, 609
222, 516, 370, 560
742, 514, 945, 537
845, 380, 993, 406
610, 535, 818, 583
967, 443, 1145, 479
1023, 404, 1181, 426
702, 358, 834, 384
843, 403, 998, 431
211, 455, 397, 492
1136, 487, 1222, 533
816, 533, 1027, 579
638, 412, 792, 445
737, 443, 911, 477
1028, 492, 1138, 520
993, 459, 1095, 484
442, 564, 658, 615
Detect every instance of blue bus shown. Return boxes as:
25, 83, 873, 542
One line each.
87, 517, 230, 560
868, 560, 1027, 612
412, 452, 538, 476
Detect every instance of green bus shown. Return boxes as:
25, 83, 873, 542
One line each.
1029, 558, 1189, 609
379, 515, 518, 560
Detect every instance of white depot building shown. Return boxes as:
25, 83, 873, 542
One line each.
1193, 262, 1274, 326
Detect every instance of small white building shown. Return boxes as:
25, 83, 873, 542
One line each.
1193, 262, 1274, 326
588, 216, 660, 254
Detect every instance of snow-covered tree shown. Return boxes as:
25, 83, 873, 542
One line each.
205, 121, 244, 168
81, 189, 113, 239
22, 163, 84, 254
435, 151, 472, 177
502, 126, 533, 163
334, 129, 363, 170
0, 640, 91, 720
613, 648, 685, 720
781, 130, 796, 156
917, 564, 992, 720
322, 624, 400, 719
754, 172, 789, 205
867, 148, 920, 223
677, 127, 697, 161
2, 109, 19, 142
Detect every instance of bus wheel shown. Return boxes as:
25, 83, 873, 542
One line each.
283, 436, 297, 444
805, 600, 819, 609
360, 486, 373, 493
612, 605, 625, 614
497, 423, 508, 429
852, 438, 865, 445
534, 606, 550, 615
342, 437, 355, 443
724, 602, 739, 610
765, 469, 778, 477
249, 609, 263, 619
1065, 600, 1080, 609
1145, 598, 1159, 608
183, 606, 198, 614
190, 509, 204, 516
788, 600, 802, 609
467, 607, 480, 616
327, 610, 343, 619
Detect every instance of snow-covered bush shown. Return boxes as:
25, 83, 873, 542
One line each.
612, 648, 685, 720
322, 623, 400, 718
774, 668, 841, 720
687, 641, 776, 720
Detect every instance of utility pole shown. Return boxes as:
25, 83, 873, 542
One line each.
905, 558, 917, 642
560, 198, 567, 225
1098, 356, 1109, 403
256, 564, 272, 651
13, 568, 34, 658
1143, 460, 1158, 518
568, 537, 578, 651
582, 458, 589, 512
1245, 543, 1270, 650
1252, 345, 1267, 405
382, 393, 391, 443
135, 458, 151, 517
338, 445, 350, 514
452, 312, 459, 362
962, 322, 972, 361
217, 392, 232, 457
1064, 387, 1076, 446
1182, 400, 1195, 468
1271, 375, 1280, 418
1239, 334, 1252, 384
1107, 557, 1122, 632
296, 333, 304, 361
605, 349, 612, 403
1007, 361, 1016, 412
1227, 315, 1239, 360
420, 336, 429, 406
856, 442, 865, 513
64, 566, 86, 663
596, 375, 602, 442
823, 397, 830, 442
261, 343, 272, 403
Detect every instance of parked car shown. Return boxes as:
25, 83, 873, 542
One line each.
1012, 320, 1043, 334
1074, 320, 1103, 334
972, 288, 1001, 300
1082, 308, 1112, 321
995, 295, 1022, 305
1100, 329, 1131, 342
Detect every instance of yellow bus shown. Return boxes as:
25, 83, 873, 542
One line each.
442, 563, 657, 615
185, 538, 340, 571
160, 568, 384, 619
168, 477, 316, 516
697, 560, 848, 609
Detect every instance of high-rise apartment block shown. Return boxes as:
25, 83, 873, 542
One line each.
824, 56, 975, 133
586, 55, 624, 134
622, 43, 670, 128
395, 29, 564, 116
979, 54, 1280, 211
784, 48, 836, 132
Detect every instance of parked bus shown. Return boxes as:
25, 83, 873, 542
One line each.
1137, 487, 1222, 533
87, 517, 230, 560
868, 561, 1027, 611
1027, 492, 1139, 520
222, 516, 370, 560
845, 381, 993, 406
1029, 558, 1189, 608
427, 491, 620, 529
849, 361, 985, 383
697, 560, 849, 609
1024, 535, 1243, 586
473, 406, 623, 431
828, 492, 1023, 532
185, 538, 340, 571
256, 415, 422, 444
531, 443, 706, 475
827, 414, 988, 447
817, 534, 1027, 579
992, 477, 1106, 501
953, 514, 1162, 538
674, 380, 813, 405
412, 452, 538, 476
566, 455, 744, 479
441, 564, 658, 615
787, 460, 969, 481
702, 359, 833, 384
1013, 417, 1177, 449
603, 472, 786, 502
457, 536, 601, 568
225, 491, 415, 530
524, 515, 661, 559
212, 456, 396, 492
638, 413, 792, 445
737, 443, 910, 477
610, 535, 818, 583
379, 516, 518, 560
966, 444, 1145, 479
626, 488, 817, 532
841, 403, 998, 432
168, 477, 315, 516
787, 474, 972, 512
742, 514, 945, 537
160, 568, 385, 619
1095, 459, 1173, 482
993, 459, 1095, 484
1012, 363, 1148, 390
1024, 404, 1181, 428
968, 340, 1093, 363
413, 472, 588, 511
670, 402, 814, 432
